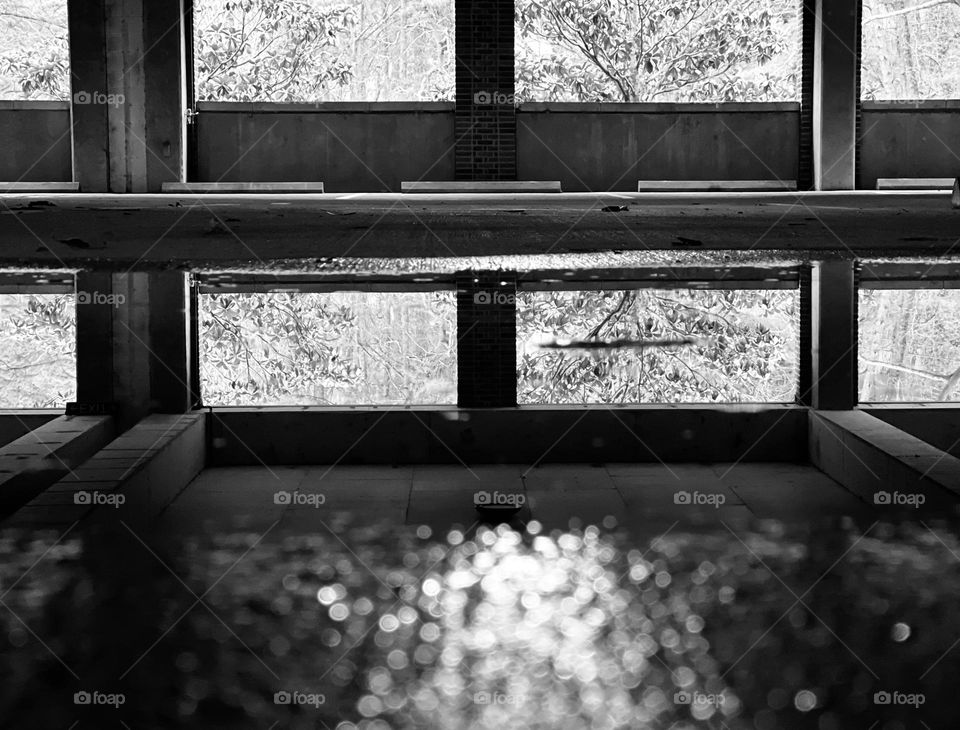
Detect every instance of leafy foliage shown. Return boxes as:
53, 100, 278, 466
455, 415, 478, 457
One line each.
515, 0, 800, 102
0, 294, 76, 408
194, 0, 456, 102
858, 289, 960, 401
0, 0, 69, 99
200, 291, 457, 405
517, 289, 799, 404
861, 0, 960, 100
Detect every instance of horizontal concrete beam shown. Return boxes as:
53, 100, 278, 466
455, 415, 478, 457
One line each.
161, 182, 325, 193
0, 182, 80, 192
0, 193, 958, 267
0, 412, 61, 447
810, 410, 960, 512
208, 406, 809, 466
0, 416, 115, 517
876, 178, 956, 190
8, 413, 205, 528
402, 181, 562, 193
863, 405, 960, 459
638, 180, 797, 192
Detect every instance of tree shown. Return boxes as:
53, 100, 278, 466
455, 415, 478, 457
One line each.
0, 0, 69, 99
515, 0, 799, 102
518, 288, 799, 404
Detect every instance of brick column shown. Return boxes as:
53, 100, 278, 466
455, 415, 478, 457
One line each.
809, 259, 858, 409
457, 272, 517, 407
454, 0, 517, 180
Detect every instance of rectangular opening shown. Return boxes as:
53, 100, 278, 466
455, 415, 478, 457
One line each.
0, 290, 76, 408
199, 289, 457, 406
859, 287, 960, 402
517, 287, 799, 404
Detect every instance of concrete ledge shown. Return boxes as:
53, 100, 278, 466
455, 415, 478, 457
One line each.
196, 101, 455, 113
810, 410, 960, 512
209, 406, 808, 466
638, 180, 798, 192
0, 416, 114, 518
863, 405, 960, 458
401, 181, 562, 193
519, 101, 799, 114
161, 182, 325, 194
0, 411, 61, 448
876, 177, 955, 190
8, 413, 205, 528
0, 182, 79, 192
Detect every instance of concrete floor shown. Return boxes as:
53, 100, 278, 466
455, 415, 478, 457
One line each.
155, 462, 869, 536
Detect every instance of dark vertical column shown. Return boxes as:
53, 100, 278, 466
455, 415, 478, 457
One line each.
457, 272, 517, 407
67, 0, 186, 192
68, 0, 110, 191
148, 273, 196, 413
796, 264, 813, 405
798, 1, 817, 191
75, 272, 195, 430
455, 0, 517, 180
810, 259, 858, 409
813, 0, 862, 190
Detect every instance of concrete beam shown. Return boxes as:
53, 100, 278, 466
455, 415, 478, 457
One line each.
809, 259, 857, 409
810, 410, 960, 511
876, 178, 955, 191
207, 406, 809, 466
8, 413, 205, 528
812, 0, 860, 190
864, 405, 960, 459
0, 416, 114, 517
1, 193, 958, 267
0, 412, 61, 448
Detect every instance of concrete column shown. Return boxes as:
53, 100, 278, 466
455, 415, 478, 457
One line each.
457, 272, 517, 407
812, 0, 861, 190
809, 259, 858, 409
76, 272, 195, 430
68, 0, 186, 192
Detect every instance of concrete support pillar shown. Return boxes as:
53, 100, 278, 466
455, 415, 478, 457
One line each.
454, 0, 517, 180
809, 259, 858, 409
812, 0, 861, 190
76, 272, 195, 430
457, 272, 517, 407
68, 0, 186, 192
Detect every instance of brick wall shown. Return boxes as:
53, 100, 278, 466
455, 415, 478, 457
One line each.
454, 0, 517, 180
457, 272, 517, 406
